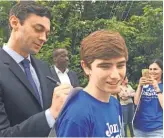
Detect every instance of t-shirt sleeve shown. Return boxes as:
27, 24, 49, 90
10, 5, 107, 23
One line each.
57, 119, 89, 137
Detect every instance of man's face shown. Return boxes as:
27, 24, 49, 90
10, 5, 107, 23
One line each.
86, 57, 126, 95
13, 14, 50, 56
55, 49, 69, 70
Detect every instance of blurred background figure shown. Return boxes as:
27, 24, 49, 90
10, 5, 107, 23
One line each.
119, 76, 135, 137
133, 59, 163, 137
50, 48, 80, 87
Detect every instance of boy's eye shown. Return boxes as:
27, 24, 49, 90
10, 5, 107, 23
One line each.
117, 64, 125, 68
98, 64, 111, 69
101, 65, 109, 68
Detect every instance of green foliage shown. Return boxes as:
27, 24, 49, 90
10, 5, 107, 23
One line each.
0, 1, 162, 88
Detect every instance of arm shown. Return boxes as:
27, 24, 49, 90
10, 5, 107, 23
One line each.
127, 85, 135, 97
134, 84, 142, 105
118, 86, 124, 97
0, 104, 50, 137
0, 85, 50, 136
0, 83, 73, 136
149, 79, 163, 108
156, 93, 163, 109
134, 77, 147, 105
118, 86, 129, 100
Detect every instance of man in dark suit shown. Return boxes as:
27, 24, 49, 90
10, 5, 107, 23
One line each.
50, 48, 80, 87
0, 1, 72, 137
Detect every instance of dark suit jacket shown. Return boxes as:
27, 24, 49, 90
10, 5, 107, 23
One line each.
50, 66, 80, 88
0, 49, 56, 136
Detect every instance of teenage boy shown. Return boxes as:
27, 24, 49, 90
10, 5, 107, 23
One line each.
56, 30, 128, 137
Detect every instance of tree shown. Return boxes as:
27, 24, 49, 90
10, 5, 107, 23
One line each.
0, 1, 162, 87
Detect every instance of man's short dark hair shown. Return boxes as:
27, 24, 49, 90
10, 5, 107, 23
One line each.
9, 1, 51, 29
52, 48, 67, 58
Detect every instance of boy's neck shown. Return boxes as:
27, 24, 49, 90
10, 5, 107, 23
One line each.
84, 83, 111, 103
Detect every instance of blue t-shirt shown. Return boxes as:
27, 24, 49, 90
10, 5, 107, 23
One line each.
56, 90, 123, 137
134, 82, 163, 131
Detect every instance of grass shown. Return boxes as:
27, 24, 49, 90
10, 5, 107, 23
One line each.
127, 127, 131, 137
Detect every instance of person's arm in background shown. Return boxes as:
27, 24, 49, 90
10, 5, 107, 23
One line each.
118, 86, 129, 101
134, 77, 147, 105
149, 78, 163, 108
156, 91, 163, 108
127, 85, 135, 97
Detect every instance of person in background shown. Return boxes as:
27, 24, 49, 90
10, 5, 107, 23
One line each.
119, 76, 135, 137
55, 30, 128, 137
50, 48, 80, 87
133, 59, 163, 137
0, 1, 72, 136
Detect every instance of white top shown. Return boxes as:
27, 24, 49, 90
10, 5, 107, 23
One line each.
54, 65, 71, 85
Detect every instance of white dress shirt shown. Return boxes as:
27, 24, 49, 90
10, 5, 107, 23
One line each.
54, 66, 71, 85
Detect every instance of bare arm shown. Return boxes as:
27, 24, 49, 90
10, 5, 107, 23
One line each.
149, 78, 163, 109
127, 85, 135, 97
134, 84, 142, 105
156, 93, 163, 109
134, 77, 147, 105
119, 86, 129, 101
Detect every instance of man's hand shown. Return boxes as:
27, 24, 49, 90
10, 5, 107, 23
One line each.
49, 84, 73, 119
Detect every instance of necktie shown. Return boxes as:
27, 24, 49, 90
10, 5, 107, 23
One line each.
21, 59, 41, 104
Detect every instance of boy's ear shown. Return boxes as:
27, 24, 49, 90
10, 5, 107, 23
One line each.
81, 60, 90, 76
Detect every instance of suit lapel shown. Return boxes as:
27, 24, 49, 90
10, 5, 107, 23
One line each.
50, 66, 60, 83
9, 60, 35, 94
67, 71, 74, 86
0, 49, 40, 101
0, 49, 42, 108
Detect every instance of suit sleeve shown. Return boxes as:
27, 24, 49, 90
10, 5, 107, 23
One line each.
72, 71, 80, 87
0, 86, 51, 137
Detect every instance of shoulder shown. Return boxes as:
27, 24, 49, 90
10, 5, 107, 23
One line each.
68, 90, 92, 114
59, 90, 93, 122
31, 56, 50, 70
110, 96, 122, 110
32, 57, 48, 66
127, 84, 132, 89
69, 70, 78, 75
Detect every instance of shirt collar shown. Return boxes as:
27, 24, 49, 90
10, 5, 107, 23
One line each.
54, 65, 69, 74
3, 45, 31, 64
